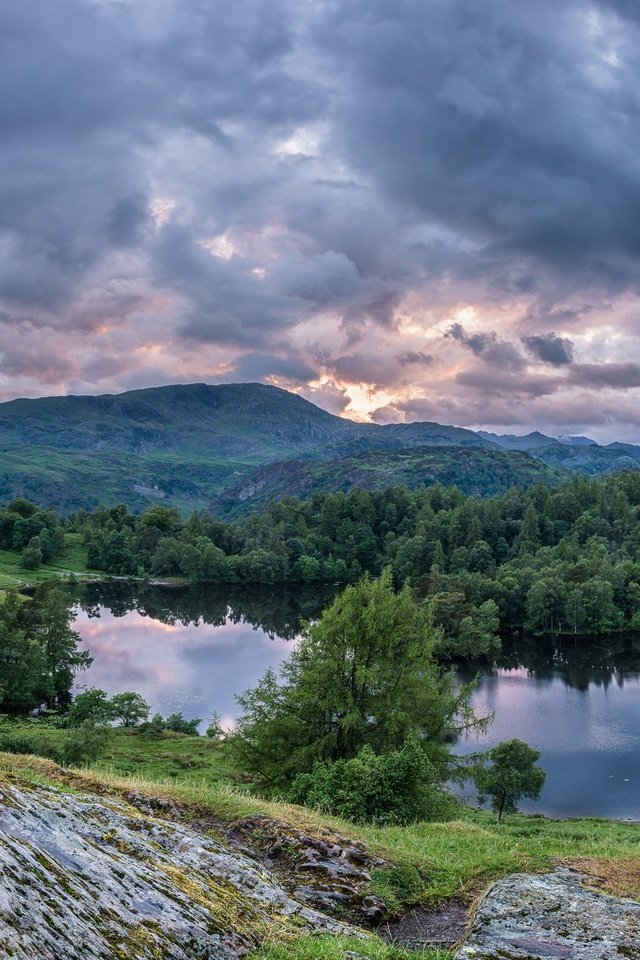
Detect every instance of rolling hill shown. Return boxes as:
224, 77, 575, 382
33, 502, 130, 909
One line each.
0, 381, 637, 512
209, 446, 569, 518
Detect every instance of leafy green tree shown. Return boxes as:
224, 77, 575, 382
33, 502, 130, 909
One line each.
231, 569, 488, 787
38, 588, 92, 709
0, 589, 90, 714
474, 738, 546, 824
110, 691, 150, 727
565, 588, 586, 635
163, 712, 201, 734
21, 536, 43, 570
0, 591, 50, 712
67, 688, 113, 727
205, 712, 224, 739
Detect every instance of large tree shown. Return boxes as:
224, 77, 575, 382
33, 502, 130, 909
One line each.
0, 588, 90, 714
231, 569, 488, 787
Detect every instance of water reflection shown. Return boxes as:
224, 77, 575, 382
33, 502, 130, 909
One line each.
70, 584, 640, 818
71, 583, 339, 730
457, 634, 640, 820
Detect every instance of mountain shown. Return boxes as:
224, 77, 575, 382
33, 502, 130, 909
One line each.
0, 381, 638, 513
533, 442, 640, 475
210, 446, 569, 518
0, 383, 495, 512
478, 430, 557, 451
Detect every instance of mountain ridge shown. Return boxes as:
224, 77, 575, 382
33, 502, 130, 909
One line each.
0, 381, 637, 512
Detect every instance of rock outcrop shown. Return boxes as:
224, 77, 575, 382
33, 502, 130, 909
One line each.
455, 869, 640, 959
227, 814, 388, 924
0, 774, 356, 959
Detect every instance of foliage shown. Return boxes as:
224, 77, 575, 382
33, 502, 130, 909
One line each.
61, 721, 111, 765
205, 712, 224, 739
67, 688, 113, 727
5, 470, 640, 650
150, 711, 202, 735
473, 738, 546, 823
0, 717, 109, 766
109, 691, 150, 727
0, 588, 90, 714
230, 570, 487, 788
288, 738, 458, 825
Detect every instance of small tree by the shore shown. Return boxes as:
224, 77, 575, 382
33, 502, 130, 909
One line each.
474, 738, 546, 824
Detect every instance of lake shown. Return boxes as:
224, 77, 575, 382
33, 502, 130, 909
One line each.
70, 583, 640, 820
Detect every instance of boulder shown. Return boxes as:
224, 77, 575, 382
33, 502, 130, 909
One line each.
0, 774, 356, 959
455, 869, 640, 960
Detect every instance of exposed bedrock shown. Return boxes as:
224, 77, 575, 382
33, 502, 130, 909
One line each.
455, 869, 640, 960
0, 776, 355, 959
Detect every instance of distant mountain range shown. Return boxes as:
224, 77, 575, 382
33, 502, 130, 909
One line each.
0, 382, 637, 513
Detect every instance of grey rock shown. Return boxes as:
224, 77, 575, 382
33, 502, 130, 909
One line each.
230, 813, 389, 925
0, 777, 356, 959
455, 869, 640, 959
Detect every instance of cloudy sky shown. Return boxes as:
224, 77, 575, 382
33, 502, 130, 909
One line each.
2, 0, 640, 439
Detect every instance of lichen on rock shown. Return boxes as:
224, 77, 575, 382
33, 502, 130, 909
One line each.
0, 775, 356, 959
454, 868, 640, 960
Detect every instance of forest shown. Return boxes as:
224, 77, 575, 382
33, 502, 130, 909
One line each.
3, 470, 640, 651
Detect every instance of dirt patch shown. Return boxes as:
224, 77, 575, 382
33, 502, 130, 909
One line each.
557, 857, 640, 902
379, 899, 469, 950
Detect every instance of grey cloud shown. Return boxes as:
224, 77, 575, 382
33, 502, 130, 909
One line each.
456, 367, 562, 397
396, 351, 434, 366
522, 332, 574, 365
311, 0, 640, 295
227, 352, 318, 384
446, 323, 525, 368
447, 323, 496, 355
570, 363, 640, 389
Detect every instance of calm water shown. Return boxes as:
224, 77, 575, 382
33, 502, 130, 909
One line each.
71, 584, 640, 820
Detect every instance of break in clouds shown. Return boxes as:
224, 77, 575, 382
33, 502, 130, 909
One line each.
2, 0, 640, 439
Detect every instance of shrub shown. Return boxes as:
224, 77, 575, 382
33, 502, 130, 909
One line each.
61, 721, 110, 766
288, 737, 457, 825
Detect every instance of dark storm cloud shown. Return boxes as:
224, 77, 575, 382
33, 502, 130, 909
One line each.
446, 323, 525, 368
311, 0, 640, 294
570, 363, 640, 389
1, 0, 640, 436
227, 352, 318, 384
522, 333, 575, 366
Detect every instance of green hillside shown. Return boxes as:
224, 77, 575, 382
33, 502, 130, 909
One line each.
0, 381, 636, 513
0, 384, 495, 512
210, 446, 568, 518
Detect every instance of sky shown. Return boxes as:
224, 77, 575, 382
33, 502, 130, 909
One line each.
2, 0, 640, 440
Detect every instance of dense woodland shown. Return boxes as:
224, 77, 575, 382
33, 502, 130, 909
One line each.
4, 471, 640, 649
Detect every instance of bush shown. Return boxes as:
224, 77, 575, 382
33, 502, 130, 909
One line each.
61, 721, 110, 765
288, 737, 457, 825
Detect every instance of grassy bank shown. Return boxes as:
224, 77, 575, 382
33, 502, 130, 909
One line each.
0, 721, 235, 787
2, 739, 638, 908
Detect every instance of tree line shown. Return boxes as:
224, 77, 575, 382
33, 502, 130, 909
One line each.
4, 471, 640, 646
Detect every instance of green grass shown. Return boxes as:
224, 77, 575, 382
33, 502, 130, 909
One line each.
250, 934, 450, 960
2, 738, 638, 908
0, 532, 96, 588
0, 722, 235, 787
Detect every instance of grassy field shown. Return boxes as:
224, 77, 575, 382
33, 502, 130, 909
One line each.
0, 532, 95, 589
0, 722, 235, 786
